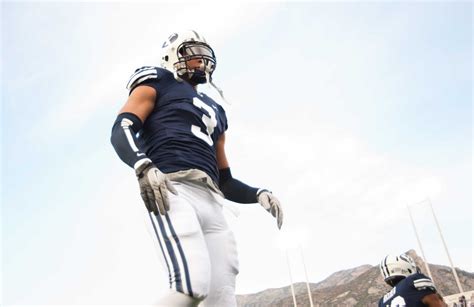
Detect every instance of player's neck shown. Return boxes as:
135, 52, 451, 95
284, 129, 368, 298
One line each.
184, 79, 198, 91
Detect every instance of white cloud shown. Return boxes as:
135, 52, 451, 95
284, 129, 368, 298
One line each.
223, 118, 445, 293
25, 2, 277, 143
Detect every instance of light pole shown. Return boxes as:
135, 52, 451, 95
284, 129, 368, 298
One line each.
407, 199, 464, 294
285, 248, 298, 307
427, 199, 464, 293
299, 245, 314, 307
407, 203, 435, 285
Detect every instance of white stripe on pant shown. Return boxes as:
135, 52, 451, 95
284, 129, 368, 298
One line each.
145, 179, 239, 307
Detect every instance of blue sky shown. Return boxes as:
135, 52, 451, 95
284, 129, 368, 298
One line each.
2, 1, 472, 305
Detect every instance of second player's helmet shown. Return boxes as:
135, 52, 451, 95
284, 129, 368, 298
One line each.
380, 254, 419, 286
161, 30, 216, 84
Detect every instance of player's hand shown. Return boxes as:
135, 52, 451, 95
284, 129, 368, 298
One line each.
135, 160, 178, 215
257, 190, 283, 229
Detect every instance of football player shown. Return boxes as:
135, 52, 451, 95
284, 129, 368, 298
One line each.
379, 254, 446, 307
110, 30, 283, 307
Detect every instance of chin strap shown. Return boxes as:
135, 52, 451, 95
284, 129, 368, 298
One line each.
173, 71, 184, 82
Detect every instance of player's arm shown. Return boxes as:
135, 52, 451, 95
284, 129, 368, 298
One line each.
111, 66, 163, 169
119, 85, 156, 123
422, 293, 446, 307
111, 85, 155, 168
216, 133, 283, 229
110, 85, 176, 215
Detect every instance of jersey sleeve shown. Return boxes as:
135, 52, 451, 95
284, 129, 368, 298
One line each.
126, 66, 163, 94
410, 273, 437, 296
218, 104, 228, 131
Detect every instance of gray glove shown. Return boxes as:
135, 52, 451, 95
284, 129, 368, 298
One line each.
257, 189, 283, 229
135, 160, 178, 215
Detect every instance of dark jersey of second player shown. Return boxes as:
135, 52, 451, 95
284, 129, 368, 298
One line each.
128, 66, 228, 183
378, 273, 438, 307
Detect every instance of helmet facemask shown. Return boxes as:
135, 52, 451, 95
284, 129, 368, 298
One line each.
174, 41, 216, 85
161, 30, 228, 103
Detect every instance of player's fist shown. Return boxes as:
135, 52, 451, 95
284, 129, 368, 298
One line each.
257, 189, 283, 229
135, 160, 178, 215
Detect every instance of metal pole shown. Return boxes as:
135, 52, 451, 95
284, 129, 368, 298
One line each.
407, 204, 436, 285
299, 245, 314, 307
427, 199, 464, 293
285, 249, 298, 307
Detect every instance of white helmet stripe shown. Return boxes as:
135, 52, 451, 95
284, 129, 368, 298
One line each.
191, 30, 201, 40
382, 255, 390, 277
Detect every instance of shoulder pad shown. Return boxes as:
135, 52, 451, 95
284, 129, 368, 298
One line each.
126, 66, 162, 91
413, 277, 436, 292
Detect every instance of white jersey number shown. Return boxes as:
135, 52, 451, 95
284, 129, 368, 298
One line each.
191, 97, 217, 146
390, 296, 406, 307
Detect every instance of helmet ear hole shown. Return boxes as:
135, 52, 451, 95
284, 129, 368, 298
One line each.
164, 55, 169, 61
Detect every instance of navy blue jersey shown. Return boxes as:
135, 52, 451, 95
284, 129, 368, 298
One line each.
127, 66, 228, 183
379, 273, 438, 307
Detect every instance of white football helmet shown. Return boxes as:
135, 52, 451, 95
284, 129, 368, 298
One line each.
380, 254, 418, 286
160, 30, 216, 84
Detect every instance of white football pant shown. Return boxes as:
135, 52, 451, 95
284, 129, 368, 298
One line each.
145, 171, 239, 307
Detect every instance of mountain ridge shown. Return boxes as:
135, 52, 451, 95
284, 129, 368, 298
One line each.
237, 250, 474, 307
